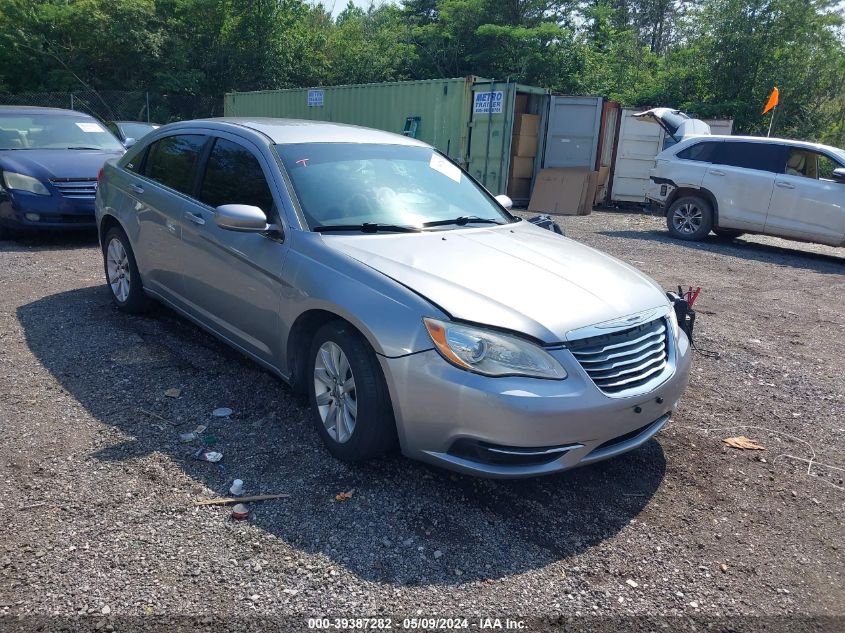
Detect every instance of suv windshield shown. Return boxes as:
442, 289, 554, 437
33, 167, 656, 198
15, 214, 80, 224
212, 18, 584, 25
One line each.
276, 143, 513, 230
0, 113, 123, 151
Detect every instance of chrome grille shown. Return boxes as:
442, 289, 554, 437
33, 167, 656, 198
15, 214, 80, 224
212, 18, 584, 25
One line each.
570, 317, 670, 395
50, 178, 97, 199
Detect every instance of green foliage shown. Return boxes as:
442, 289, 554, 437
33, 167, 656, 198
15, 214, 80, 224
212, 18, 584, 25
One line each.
0, 0, 842, 145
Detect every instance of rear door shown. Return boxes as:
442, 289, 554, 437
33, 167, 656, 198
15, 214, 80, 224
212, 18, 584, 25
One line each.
179, 133, 288, 364
134, 133, 208, 301
766, 147, 845, 245
703, 141, 787, 231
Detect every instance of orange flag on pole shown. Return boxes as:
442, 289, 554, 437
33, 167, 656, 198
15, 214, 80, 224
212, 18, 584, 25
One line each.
763, 87, 779, 114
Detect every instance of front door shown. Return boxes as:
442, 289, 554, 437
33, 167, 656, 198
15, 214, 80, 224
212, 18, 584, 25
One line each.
765, 147, 845, 245
179, 134, 289, 365
702, 141, 786, 231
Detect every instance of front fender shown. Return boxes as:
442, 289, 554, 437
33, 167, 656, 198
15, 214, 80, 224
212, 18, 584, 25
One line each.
280, 231, 443, 361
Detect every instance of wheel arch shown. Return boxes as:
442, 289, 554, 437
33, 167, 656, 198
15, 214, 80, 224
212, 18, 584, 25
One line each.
665, 186, 720, 225
98, 213, 124, 249
287, 309, 374, 397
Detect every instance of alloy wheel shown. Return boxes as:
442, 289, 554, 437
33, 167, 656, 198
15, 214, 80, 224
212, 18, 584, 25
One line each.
672, 203, 703, 234
106, 237, 131, 302
313, 341, 358, 444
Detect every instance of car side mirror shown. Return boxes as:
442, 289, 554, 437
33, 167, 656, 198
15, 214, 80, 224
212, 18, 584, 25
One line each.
832, 168, 845, 184
123, 137, 136, 148
495, 194, 513, 210
214, 204, 270, 232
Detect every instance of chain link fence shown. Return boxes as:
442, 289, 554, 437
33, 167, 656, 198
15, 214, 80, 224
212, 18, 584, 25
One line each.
0, 90, 222, 124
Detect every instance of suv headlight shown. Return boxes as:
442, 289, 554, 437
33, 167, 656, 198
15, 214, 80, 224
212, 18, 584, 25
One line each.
3, 172, 50, 196
423, 318, 567, 379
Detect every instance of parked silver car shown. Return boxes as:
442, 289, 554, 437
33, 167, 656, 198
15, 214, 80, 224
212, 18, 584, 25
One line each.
95, 118, 692, 478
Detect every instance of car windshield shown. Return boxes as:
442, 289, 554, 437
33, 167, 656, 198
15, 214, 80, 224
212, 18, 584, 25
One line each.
0, 113, 124, 151
116, 122, 158, 139
275, 143, 513, 230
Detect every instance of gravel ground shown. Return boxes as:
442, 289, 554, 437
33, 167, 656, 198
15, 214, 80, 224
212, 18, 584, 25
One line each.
1, 211, 843, 630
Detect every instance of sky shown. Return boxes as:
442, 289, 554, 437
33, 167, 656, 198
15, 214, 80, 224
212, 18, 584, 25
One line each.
319, 0, 394, 17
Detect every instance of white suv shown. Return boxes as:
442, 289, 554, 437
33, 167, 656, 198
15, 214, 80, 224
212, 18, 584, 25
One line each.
646, 135, 845, 247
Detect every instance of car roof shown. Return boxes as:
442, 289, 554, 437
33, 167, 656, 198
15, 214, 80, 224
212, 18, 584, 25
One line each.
681, 134, 843, 155
175, 117, 430, 147
0, 105, 94, 117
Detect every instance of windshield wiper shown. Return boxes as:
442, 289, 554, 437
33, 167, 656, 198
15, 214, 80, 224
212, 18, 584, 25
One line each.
64, 146, 103, 150
313, 223, 421, 234
422, 216, 505, 228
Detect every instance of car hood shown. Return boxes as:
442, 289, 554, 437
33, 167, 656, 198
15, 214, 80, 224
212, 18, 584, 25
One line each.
322, 221, 669, 343
0, 149, 124, 180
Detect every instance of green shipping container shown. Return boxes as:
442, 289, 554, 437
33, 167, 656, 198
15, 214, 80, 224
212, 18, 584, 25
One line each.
225, 77, 550, 200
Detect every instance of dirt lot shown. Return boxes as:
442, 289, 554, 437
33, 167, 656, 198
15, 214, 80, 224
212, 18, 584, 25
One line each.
1, 211, 843, 630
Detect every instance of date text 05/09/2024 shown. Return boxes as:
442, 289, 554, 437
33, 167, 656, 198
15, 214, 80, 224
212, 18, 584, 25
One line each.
307, 618, 527, 630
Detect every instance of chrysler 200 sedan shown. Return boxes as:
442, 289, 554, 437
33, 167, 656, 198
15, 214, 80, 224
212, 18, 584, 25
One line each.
95, 118, 692, 478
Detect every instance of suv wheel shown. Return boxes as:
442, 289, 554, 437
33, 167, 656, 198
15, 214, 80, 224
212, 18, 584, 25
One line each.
666, 196, 714, 241
307, 321, 397, 462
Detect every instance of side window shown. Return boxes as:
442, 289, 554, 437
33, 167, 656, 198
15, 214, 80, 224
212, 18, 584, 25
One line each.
676, 141, 718, 162
123, 145, 146, 173
713, 142, 786, 173
784, 149, 843, 180
144, 134, 206, 195
817, 154, 841, 180
198, 138, 274, 213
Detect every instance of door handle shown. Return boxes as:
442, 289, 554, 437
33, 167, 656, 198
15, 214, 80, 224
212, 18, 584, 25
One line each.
185, 211, 206, 225
708, 169, 726, 176
775, 181, 795, 189
129, 183, 144, 194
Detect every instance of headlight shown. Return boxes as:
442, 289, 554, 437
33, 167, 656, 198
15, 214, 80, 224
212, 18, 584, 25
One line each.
2, 172, 50, 196
667, 307, 681, 341
423, 318, 567, 379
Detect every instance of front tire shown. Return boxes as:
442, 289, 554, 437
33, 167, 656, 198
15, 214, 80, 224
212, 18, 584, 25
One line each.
102, 226, 153, 313
307, 321, 397, 462
666, 196, 713, 241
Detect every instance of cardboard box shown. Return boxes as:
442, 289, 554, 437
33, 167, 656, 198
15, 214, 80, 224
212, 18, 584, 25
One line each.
528, 168, 597, 215
511, 134, 538, 158
510, 156, 534, 180
515, 113, 540, 137
508, 177, 532, 199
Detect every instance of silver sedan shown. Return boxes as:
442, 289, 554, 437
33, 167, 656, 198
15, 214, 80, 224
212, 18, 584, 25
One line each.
95, 118, 692, 478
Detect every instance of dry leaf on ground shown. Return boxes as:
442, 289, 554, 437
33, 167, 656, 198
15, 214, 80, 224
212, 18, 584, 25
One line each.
723, 436, 765, 450
335, 490, 354, 502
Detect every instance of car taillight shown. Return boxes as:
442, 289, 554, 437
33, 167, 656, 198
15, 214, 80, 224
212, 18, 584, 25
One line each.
97, 167, 105, 184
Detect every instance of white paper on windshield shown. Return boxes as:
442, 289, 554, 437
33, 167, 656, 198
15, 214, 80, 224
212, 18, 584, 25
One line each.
76, 122, 105, 133
429, 153, 461, 183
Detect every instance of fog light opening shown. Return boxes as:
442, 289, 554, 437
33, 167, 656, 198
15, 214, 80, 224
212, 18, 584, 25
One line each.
25, 213, 40, 222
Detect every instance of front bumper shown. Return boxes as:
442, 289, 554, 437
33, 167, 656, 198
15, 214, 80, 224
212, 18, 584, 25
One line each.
0, 189, 96, 230
379, 332, 692, 478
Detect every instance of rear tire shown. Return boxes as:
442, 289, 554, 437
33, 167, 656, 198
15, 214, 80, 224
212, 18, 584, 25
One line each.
666, 196, 713, 241
102, 226, 153, 313
307, 321, 397, 462
713, 228, 745, 240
